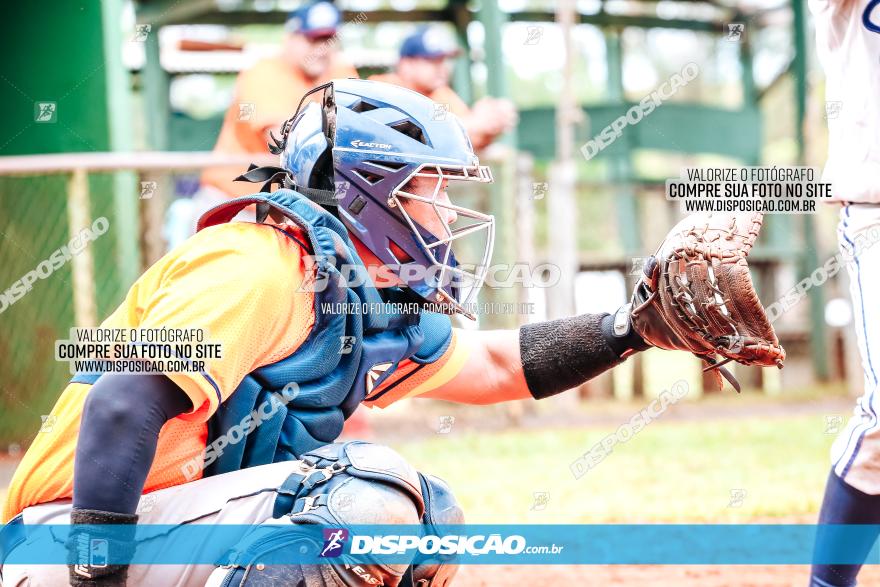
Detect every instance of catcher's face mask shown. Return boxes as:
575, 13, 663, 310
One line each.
267, 79, 496, 320
389, 163, 494, 319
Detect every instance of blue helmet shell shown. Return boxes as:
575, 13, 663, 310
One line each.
280, 79, 494, 314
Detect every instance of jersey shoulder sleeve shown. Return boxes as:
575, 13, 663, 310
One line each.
362, 314, 467, 409
138, 223, 314, 421
236, 57, 299, 132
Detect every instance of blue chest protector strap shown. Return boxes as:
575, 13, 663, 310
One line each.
195, 189, 453, 476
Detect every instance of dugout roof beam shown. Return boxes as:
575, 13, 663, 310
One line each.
138, 2, 777, 31
134, 0, 783, 163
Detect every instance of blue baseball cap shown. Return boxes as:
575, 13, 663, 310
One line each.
400, 26, 461, 59
285, 1, 341, 38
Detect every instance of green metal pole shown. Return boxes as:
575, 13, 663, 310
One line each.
475, 0, 508, 100
143, 28, 170, 150
605, 29, 640, 256
605, 28, 644, 397
792, 0, 829, 380
475, 0, 515, 147
450, 0, 473, 105
475, 0, 516, 327
142, 26, 174, 268
743, 20, 790, 258
100, 0, 140, 289
739, 21, 756, 106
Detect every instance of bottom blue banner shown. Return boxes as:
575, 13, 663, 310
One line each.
1, 524, 878, 565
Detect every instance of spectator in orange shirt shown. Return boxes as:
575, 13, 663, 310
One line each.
192, 2, 358, 231
370, 26, 517, 151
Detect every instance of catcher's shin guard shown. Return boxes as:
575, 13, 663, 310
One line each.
205, 441, 463, 587
402, 474, 465, 587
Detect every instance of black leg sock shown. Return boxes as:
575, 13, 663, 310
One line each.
811, 470, 880, 587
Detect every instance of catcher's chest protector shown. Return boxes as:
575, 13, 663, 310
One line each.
192, 190, 452, 475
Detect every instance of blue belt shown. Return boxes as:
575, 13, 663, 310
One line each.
0, 515, 26, 573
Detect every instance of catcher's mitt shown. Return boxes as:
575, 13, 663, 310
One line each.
627, 211, 785, 391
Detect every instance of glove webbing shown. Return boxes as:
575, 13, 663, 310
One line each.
660, 215, 769, 391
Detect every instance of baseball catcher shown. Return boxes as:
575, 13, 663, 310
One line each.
0, 79, 782, 586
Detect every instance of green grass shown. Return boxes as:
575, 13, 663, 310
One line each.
0, 402, 842, 525
389, 413, 837, 524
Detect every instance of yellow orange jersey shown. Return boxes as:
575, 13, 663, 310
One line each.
2, 220, 463, 523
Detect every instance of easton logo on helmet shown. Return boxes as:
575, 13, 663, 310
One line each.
350, 139, 392, 150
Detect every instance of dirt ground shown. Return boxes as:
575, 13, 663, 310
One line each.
449, 513, 880, 586
455, 564, 880, 586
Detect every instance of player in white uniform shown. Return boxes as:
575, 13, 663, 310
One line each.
810, 1, 880, 585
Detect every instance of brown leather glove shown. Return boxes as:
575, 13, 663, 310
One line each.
628, 211, 785, 391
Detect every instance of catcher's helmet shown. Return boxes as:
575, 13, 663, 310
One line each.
267, 78, 495, 319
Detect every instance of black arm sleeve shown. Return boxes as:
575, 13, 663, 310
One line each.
519, 310, 650, 400
73, 373, 192, 514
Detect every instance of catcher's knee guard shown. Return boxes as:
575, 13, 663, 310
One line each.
403, 473, 464, 587
205, 441, 462, 587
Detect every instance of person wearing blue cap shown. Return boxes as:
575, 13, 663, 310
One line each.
371, 25, 517, 150
200, 1, 358, 202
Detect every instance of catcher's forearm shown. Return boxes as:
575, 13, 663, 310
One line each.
75, 373, 191, 514
519, 311, 649, 399
70, 374, 191, 585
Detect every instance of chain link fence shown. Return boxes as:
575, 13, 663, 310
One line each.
1, 174, 79, 446
0, 170, 150, 446
0, 153, 275, 447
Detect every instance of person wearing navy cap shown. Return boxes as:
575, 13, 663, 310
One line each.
282, 0, 347, 79
200, 1, 359, 202
371, 25, 517, 150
